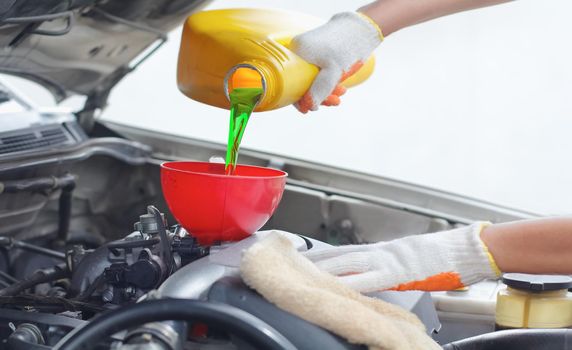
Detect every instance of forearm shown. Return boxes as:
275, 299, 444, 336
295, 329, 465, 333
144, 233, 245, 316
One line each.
481, 217, 572, 275
359, 0, 513, 36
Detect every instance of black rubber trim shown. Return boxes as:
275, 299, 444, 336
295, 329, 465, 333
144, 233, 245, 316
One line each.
442, 329, 572, 350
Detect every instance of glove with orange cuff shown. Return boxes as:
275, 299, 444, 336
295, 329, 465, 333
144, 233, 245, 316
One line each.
304, 222, 502, 293
291, 12, 383, 113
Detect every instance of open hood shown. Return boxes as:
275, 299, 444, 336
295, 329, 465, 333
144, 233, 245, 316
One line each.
0, 0, 210, 107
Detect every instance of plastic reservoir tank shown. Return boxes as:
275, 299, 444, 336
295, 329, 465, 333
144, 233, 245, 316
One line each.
496, 273, 572, 329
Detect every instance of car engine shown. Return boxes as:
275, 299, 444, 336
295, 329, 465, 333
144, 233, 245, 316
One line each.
0, 84, 443, 349
0, 176, 436, 350
0, 103, 424, 350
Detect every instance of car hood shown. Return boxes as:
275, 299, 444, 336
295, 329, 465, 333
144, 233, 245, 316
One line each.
0, 0, 210, 102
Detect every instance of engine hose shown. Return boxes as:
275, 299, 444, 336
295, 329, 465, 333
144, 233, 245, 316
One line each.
442, 328, 572, 350
53, 299, 297, 350
0, 264, 69, 297
0, 238, 66, 260
0, 174, 75, 194
58, 185, 74, 242
0, 295, 105, 313
0, 173, 76, 242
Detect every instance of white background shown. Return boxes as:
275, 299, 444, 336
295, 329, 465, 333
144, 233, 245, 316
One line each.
15, 1, 572, 214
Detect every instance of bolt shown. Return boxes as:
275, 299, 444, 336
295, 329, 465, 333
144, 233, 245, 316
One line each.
102, 288, 114, 303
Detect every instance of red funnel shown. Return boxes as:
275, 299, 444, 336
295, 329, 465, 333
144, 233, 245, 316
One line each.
161, 161, 287, 245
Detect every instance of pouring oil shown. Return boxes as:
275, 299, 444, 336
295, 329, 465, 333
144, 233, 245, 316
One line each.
225, 87, 263, 174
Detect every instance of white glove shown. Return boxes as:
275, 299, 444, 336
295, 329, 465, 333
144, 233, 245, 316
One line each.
291, 12, 383, 113
304, 222, 501, 293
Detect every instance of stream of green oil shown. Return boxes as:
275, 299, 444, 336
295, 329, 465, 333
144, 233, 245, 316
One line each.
225, 87, 264, 174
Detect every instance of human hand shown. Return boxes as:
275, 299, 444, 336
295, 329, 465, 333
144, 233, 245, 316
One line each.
304, 223, 501, 292
290, 12, 383, 113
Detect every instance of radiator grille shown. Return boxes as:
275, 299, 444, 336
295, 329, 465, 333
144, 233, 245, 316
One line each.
0, 126, 72, 155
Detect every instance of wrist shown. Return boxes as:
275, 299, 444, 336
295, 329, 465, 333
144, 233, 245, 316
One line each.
329, 12, 384, 48
358, 0, 406, 37
447, 222, 501, 284
355, 12, 384, 41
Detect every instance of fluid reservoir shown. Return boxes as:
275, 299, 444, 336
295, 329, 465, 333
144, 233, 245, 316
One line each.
496, 273, 572, 330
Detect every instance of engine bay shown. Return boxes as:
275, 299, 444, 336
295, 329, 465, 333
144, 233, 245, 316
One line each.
1, 99, 565, 349
0, 158, 440, 349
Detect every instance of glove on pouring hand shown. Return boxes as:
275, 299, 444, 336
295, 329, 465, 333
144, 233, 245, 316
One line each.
291, 12, 383, 113
305, 222, 502, 292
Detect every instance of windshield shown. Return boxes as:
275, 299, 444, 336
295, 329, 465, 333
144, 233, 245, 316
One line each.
104, 1, 571, 214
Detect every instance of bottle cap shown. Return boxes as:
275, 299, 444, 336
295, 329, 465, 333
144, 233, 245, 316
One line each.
502, 273, 572, 292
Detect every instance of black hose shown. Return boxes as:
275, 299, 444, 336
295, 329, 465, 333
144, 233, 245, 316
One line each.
0, 174, 75, 193
0, 174, 76, 242
58, 184, 74, 242
0, 264, 68, 297
53, 299, 297, 350
0, 237, 65, 260
15, 240, 65, 260
1, 11, 73, 24
442, 328, 572, 350
0, 295, 104, 314
30, 11, 75, 37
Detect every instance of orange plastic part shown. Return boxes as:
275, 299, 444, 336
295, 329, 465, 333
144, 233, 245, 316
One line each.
390, 272, 465, 292
228, 67, 264, 92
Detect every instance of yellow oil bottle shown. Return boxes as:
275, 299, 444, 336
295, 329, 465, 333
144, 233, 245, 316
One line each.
177, 8, 375, 111
495, 273, 572, 330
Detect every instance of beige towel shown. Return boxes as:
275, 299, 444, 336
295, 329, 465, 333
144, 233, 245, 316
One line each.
240, 232, 441, 350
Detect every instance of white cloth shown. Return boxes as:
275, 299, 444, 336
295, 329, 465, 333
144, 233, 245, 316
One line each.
291, 12, 382, 112
240, 231, 441, 350
305, 222, 499, 292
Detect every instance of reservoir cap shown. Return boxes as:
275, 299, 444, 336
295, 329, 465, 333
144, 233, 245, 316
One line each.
502, 273, 572, 292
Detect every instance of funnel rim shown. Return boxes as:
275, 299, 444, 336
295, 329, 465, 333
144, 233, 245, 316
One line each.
161, 161, 287, 180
